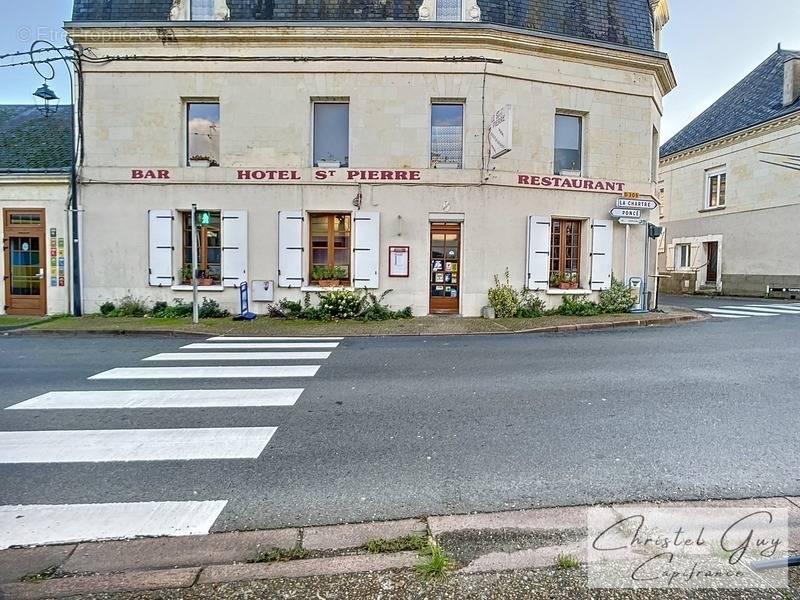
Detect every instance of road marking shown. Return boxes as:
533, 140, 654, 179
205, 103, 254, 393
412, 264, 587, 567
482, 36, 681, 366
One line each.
700, 313, 750, 319
0, 500, 227, 549
758, 304, 800, 311
182, 342, 339, 350
696, 308, 778, 317
206, 336, 343, 341
89, 366, 320, 379
5, 389, 303, 410
143, 352, 331, 362
0, 427, 276, 463
731, 306, 800, 315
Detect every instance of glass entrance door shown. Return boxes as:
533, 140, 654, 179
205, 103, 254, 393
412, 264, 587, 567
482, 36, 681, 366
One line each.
3, 210, 47, 315
429, 223, 460, 314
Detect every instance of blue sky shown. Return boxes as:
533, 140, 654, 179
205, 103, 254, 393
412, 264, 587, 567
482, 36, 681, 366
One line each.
1, 0, 800, 142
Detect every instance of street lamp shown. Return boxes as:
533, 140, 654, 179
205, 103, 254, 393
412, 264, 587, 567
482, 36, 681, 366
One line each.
28, 39, 82, 315
32, 82, 60, 116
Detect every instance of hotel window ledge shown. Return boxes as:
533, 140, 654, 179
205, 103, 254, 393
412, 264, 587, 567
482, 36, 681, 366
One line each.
546, 288, 592, 295
301, 285, 355, 292
699, 206, 726, 213
171, 285, 225, 292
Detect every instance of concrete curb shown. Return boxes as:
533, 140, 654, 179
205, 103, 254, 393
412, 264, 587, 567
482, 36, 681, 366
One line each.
2, 310, 702, 339
1, 495, 796, 598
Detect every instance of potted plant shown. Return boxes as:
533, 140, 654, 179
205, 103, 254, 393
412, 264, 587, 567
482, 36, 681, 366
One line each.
312, 265, 347, 287
559, 272, 578, 289
549, 272, 560, 288
189, 155, 211, 168
180, 264, 193, 285
198, 271, 215, 286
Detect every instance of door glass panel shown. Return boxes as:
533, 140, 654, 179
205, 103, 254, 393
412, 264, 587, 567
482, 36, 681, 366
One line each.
10, 236, 41, 296
9, 214, 42, 225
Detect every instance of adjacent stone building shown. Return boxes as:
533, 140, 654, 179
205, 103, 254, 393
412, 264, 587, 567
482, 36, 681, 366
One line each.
42, 0, 674, 317
659, 47, 800, 297
0, 106, 72, 315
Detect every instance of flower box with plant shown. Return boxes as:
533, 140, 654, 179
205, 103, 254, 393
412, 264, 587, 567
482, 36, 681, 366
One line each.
317, 154, 341, 169
559, 272, 579, 289
549, 272, 560, 289
311, 265, 348, 287
180, 264, 193, 285
189, 155, 211, 168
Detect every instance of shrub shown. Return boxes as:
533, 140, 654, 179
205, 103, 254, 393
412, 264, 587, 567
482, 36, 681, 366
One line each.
151, 299, 193, 319
487, 269, 519, 318
198, 297, 230, 319
356, 289, 413, 321
99, 301, 116, 316
112, 295, 150, 317
150, 301, 168, 316
319, 290, 361, 319
554, 295, 602, 317
517, 289, 546, 318
599, 276, 636, 314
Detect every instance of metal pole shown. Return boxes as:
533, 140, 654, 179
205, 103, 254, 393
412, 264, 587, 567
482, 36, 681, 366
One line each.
191, 204, 199, 324
642, 224, 650, 311
623, 224, 630, 284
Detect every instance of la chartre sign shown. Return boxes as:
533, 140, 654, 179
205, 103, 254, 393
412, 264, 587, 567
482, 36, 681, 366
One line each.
129, 168, 624, 193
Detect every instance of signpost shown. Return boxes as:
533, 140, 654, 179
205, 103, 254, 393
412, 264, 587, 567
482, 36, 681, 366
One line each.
611, 196, 659, 313
190, 203, 199, 325
618, 217, 646, 226
609, 208, 642, 219
616, 198, 658, 210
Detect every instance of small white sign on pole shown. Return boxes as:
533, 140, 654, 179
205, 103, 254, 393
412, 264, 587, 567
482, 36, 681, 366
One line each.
610, 208, 642, 219
616, 198, 658, 210
489, 105, 513, 159
618, 217, 646, 226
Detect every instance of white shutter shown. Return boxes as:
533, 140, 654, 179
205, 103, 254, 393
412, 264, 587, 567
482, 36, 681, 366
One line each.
526, 216, 550, 290
353, 211, 380, 289
148, 209, 173, 287
278, 210, 304, 287
590, 219, 614, 291
222, 210, 248, 288
666, 243, 675, 270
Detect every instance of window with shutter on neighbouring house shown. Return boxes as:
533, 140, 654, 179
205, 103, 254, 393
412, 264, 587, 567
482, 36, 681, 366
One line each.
431, 103, 464, 169
705, 168, 726, 208
186, 102, 220, 166
310, 214, 351, 284
550, 219, 582, 287
554, 114, 583, 175
182, 211, 221, 285
313, 102, 349, 167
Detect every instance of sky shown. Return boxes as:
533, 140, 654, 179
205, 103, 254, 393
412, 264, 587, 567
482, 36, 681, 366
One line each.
1, 0, 800, 143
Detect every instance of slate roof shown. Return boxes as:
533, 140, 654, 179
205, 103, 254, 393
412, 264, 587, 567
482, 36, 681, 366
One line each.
70, 0, 657, 52
661, 49, 800, 158
0, 105, 73, 171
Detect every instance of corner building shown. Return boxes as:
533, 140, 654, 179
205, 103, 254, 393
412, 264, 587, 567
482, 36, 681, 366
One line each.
67, 0, 674, 317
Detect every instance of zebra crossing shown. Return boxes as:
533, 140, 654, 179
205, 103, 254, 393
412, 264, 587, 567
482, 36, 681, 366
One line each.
0, 335, 342, 549
695, 303, 800, 320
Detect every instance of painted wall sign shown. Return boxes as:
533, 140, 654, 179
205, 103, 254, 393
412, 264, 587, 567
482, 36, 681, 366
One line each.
489, 105, 513, 159
131, 169, 170, 180
517, 174, 625, 193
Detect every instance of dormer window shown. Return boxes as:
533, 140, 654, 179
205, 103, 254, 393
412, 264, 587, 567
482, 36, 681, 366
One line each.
435, 0, 462, 20
191, 0, 214, 20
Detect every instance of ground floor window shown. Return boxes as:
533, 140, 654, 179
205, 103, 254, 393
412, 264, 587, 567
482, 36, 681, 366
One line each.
675, 243, 691, 269
310, 213, 351, 284
181, 210, 221, 284
549, 219, 581, 287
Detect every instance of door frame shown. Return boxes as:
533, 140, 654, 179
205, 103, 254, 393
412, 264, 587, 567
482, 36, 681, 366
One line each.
705, 241, 719, 284
3, 208, 47, 316
428, 222, 462, 315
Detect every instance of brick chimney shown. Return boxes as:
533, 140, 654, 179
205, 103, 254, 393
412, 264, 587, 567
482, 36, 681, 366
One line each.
784, 55, 800, 107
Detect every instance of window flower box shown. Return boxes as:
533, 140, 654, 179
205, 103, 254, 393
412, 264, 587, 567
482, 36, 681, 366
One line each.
189, 155, 211, 168
559, 169, 582, 177
317, 160, 341, 169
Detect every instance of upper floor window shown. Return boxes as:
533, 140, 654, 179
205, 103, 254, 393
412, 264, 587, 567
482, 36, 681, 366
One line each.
430, 103, 464, 169
705, 167, 726, 208
186, 102, 220, 166
435, 0, 462, 20
190, 0, 214, 20
313, 102, 349, 168
554, 114, 583, 176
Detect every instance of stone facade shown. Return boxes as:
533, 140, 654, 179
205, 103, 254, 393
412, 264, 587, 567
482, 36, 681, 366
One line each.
64, 22, 673, 317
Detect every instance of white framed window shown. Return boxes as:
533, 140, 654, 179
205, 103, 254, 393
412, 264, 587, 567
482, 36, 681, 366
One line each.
554, 113, 583, 176
186, 101, 220, 166
705, 167, 727, 209
190, 0, 214, 20
313, 101, 349, 168
675, 243, 691, 269
430, 102, 464, 169
435, 0, 462, 20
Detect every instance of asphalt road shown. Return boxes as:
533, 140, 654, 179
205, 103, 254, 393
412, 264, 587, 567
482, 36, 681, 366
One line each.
1, 301, 799, 539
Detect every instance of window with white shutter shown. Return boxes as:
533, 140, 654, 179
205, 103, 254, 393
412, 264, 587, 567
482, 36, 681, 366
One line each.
148, 210, 173, 286
278, 211, 304, 287
222, 210, 247, 288
526, 216, 550, 290
590, 219, 613, 291
352, 212, 380, 289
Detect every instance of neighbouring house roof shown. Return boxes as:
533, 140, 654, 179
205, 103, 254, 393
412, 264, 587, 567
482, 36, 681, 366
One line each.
661, 48, 800, 158
0, 105, 72, 172
70, 0, 658, 52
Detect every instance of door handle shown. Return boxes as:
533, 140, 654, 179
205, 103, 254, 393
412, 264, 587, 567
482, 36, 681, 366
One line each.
35, 268, 44, 280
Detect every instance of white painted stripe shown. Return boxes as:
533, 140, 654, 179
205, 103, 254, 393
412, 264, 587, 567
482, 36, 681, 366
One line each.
89, 366, 319, 380
701, 313, 750, 319
5, 389, 303, 410
0, 500, 227, 549
206, 336, 343, 341
0, 427, 276, 463
182, 342, 339, 350
759, 304, 800, 311
730, 306, 800, 314
696, 308, 777, 317
143, 351, 331, 362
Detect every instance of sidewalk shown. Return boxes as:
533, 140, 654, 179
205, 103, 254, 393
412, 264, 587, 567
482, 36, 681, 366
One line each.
7, 306, 701, 338
1, 496, 797, 599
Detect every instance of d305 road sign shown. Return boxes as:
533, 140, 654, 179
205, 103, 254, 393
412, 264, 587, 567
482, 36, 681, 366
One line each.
616, 198, 658, 210
610, 208, 641, 218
